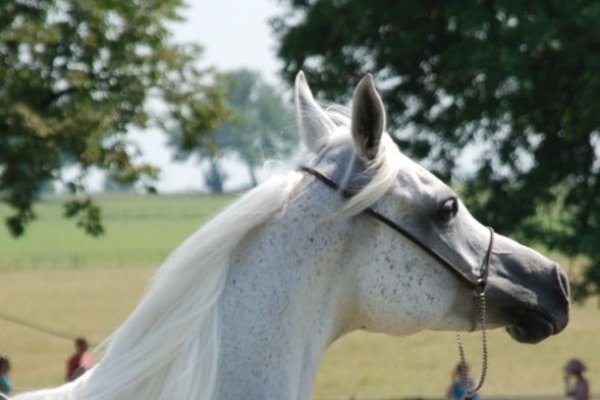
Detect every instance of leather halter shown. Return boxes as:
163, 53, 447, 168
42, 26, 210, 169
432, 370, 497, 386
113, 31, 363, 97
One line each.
299, 166, 495, 294
300, 165, 495, 398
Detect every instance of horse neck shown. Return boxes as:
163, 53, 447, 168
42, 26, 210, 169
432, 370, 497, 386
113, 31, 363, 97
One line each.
214, 188, 355, 400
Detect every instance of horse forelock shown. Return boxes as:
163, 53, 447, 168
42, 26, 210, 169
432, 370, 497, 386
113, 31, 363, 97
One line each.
314, 105, 405, 217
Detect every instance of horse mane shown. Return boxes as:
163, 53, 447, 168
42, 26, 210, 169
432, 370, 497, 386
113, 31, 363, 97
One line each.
15, 173, 302, 400
14, 104, 402, 400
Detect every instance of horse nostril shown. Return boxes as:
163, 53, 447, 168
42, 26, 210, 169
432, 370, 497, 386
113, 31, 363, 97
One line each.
555, 264, 571, 302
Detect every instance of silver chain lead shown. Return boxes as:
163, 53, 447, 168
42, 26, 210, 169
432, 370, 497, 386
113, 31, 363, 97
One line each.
456, 290, 488, 399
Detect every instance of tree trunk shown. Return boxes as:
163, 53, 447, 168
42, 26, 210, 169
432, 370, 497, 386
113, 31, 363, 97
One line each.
247, 163, 258, 187
204, 157, 224, 194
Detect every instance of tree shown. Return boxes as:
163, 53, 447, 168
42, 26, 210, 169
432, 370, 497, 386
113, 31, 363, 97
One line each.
102, 175, 136, 193
169, 69, 296, 192
0, 0, 227, 236
273, 1, 600, 299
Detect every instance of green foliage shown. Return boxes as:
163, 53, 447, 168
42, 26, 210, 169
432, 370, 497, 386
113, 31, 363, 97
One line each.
0, 0, 227, 235
273, 1, 600, 299
102, 174, 136, 193
169, 69, 296, 192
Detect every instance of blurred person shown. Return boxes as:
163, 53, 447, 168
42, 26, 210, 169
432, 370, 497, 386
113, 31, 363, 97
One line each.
447, 363, 481, 400
66, 337, 94, 381
0, 355, 11, 395
564, 359, 589, 400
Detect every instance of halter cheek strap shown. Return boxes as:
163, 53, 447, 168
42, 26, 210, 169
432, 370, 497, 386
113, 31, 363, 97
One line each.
299, 165, 494, 399
299, 165, 494, 292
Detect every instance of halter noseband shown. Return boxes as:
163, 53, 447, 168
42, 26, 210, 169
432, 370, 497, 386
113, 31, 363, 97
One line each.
299, 165, 494, 398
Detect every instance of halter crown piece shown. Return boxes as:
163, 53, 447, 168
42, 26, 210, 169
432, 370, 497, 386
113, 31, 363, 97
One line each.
299, 166, 495, 400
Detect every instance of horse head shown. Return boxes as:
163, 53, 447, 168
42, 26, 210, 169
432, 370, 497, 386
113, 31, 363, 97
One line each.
295, 72, 570, 344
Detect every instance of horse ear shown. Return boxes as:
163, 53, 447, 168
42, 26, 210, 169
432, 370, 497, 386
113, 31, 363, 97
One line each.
351, 74, 386, 160
295, 71, 335, 153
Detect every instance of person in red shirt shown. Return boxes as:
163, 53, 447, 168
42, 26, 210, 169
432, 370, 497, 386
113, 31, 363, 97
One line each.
66, 338, 94, 382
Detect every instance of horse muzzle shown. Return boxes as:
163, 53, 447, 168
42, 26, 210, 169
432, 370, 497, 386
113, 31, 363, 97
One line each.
504, 264, 570, 344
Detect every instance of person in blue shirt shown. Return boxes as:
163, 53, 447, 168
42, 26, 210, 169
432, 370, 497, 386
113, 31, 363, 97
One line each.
0, 355, 11, 396
564, 359, 589, 400
447, 363, 481, 400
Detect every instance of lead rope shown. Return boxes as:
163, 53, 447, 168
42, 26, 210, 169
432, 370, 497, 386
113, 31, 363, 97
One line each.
456, 289, 488, 399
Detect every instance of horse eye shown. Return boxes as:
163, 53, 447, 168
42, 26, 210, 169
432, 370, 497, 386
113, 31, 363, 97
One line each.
438, 197, 458, 222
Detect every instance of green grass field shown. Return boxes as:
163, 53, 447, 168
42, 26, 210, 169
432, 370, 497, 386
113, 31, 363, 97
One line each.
0, 195, 598, 398
0, 194, 235, 269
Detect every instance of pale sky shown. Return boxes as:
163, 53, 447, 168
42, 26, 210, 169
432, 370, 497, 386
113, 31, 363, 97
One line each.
129, 0, 285, 192
180, 0, 282, 79
113, 1, 485, 193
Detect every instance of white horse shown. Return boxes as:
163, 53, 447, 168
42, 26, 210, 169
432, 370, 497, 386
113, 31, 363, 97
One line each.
14, 73, 570, 400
